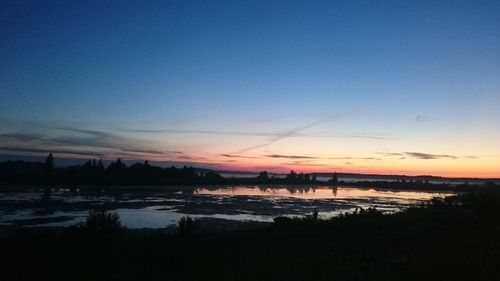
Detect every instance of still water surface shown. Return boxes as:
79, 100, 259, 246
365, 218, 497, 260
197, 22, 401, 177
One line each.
0, 186, 454, 228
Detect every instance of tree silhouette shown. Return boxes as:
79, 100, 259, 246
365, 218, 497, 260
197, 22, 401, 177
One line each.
257, 171, 269, 181
286, 170, 298, 182
44, 153, 54, 176
330, 172, 339, 185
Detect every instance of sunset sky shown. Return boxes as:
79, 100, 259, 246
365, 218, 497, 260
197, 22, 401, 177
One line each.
1, 0, 499, 177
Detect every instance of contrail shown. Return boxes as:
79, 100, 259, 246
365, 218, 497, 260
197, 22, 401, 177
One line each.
237, 114, 344, 153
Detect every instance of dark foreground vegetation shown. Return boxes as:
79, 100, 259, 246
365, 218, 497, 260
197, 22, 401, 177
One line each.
2, 188, 500, 281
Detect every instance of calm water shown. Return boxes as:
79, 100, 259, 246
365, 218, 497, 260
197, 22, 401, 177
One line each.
0, 186, 454, 229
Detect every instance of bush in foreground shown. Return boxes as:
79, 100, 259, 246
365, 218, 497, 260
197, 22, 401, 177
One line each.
78, 210, 124, 234
177, 216, 198, 236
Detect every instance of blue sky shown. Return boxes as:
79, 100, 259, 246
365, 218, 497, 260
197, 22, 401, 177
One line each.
1, 0, 499, 177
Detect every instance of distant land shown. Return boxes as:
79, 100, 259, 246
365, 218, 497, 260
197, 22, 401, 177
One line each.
218, 170, 500, 184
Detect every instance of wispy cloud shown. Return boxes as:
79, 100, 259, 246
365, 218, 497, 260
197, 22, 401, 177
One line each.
238, 114, 347, 153
415, 115, 429, 122
378, 151, 465, 160
328, 156, 382, 161
0, 122, 176, 159
0, 133, 44, 142
0, 147, 105, 157
121, 128, 392, 140
120, 148, 167, 155
264, 154, 317, 159
377, 152, 403, 157
221, 154, 260, 159
464, 155, 478, 159
281, 162, 333, 167
120, 128, 276, 137
405, 152, 458, 159
56, 127, 112, 138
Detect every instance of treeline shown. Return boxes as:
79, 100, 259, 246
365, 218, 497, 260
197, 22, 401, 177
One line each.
1, 154, 494, 191
0, 154, 341, 186
0, 154, 223, 185
251, 170, 338, 184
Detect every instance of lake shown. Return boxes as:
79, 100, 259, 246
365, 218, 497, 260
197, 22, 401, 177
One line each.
0, 185, 454, 229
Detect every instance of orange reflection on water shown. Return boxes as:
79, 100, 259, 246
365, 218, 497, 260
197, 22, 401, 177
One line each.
194, 186, 454, 200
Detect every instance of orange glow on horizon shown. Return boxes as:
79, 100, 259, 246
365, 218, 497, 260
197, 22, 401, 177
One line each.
6, 150, 498, 179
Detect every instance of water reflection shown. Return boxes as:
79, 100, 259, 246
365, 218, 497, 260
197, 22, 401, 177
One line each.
195, 186, 452, 200
0, 186, 455, 229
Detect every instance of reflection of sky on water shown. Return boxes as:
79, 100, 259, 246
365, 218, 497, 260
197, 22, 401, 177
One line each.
195, 186, 452, 200
0, 186, 454, 229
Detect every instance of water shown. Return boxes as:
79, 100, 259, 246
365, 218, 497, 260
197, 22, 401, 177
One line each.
195, 186, 445, 200
0, 185, 454, 229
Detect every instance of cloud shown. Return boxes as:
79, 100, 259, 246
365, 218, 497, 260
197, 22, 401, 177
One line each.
221, 154, 259, 159
56, 127, 112, 138
281, 162, 333, 167
52, 127, 129, 149
121, 128, 392, 140
378, 151, 463, 160
328, 156, 382, 161
120, 128, 275, 137
0, 133, 44, 142
404, 152, 458, 160
264, 154, 317, 159
464, 155, 477, 159
45, 129, 172, 158
120, 148, 167, 155
377, 152, 404, 157
121, 113, 392, 155
0, 122, 176, 159
177, 156, 194, 159
0, 146, 105, 157
415, 115, 429, 122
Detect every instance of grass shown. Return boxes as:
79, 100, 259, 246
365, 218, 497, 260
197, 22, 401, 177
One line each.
1, 189, 500, 281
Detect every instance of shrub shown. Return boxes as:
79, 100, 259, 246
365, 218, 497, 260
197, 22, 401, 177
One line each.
79, 210, 124, 234
177, 216, 198, 236
273, 216, 293, 224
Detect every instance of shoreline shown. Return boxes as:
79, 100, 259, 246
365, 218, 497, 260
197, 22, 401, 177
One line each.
0, 180, 476, 192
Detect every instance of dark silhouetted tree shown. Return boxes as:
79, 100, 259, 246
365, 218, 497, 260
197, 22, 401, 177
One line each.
257, 171, 269, 181
97, 159, 105, 172
286, 170, 298, 182
44, 153, 54, 175
331, 172, 338, 185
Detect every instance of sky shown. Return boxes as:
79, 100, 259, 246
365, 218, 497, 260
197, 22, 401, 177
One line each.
1, 0, 500, 177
